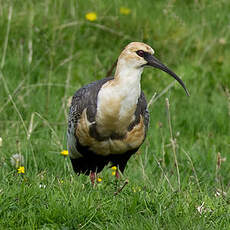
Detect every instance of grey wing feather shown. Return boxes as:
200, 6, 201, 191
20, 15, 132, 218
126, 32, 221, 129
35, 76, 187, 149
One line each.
67, 77, 113, 158
68, 77, 113, 131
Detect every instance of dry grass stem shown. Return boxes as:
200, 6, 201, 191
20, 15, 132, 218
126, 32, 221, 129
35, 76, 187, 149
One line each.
34, 112, 63, 149
148, 81, 176, 107
215, 152, 226, 196
28, 9, 34, 65
139, 146, 150, 183
153, 154, 174, 192
0, 72, 29, 137
1, 5, 12, 69
181, 148, 201, 192
56, 21, 133, 40
0, 79, 25, 114
166, 98, 180, 191
27, 113, 35, 140
58, 34, 75, 122
224, 87, 230, 117
106, 59, 118, 78
147, 92, 157, 108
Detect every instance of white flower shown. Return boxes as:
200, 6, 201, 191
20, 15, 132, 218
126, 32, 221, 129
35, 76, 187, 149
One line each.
39, 184, 46, 188
197, 202, 205, 215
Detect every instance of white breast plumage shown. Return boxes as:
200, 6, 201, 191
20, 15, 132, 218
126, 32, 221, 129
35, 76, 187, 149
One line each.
96, 64, 143, 137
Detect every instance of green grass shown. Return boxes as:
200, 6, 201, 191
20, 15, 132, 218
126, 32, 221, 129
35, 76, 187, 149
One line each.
0, 0, 230, 229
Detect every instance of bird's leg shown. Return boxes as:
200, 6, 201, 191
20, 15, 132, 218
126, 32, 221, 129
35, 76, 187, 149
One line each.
90, 171, 96, 185
114, 179, 129, 196
115, 169, 120, 179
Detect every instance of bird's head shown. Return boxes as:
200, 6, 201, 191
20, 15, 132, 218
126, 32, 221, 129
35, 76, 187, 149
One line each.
118, 42, 155, 69
117, 42, 190, 96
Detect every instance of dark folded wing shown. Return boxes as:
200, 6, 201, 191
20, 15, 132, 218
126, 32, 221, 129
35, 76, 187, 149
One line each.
67, 77, 114, 158
128, 91, 150, 138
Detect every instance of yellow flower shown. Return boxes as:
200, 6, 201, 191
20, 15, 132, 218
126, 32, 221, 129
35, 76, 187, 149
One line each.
61, 150, 68, 156
18, 166, 25, 174
97, 178, 102, 182
111, 166, 117, 171
112, 171, 116, 176
132, 186, 141, 193
85, 12, 97, 21
120, 7, 131, 15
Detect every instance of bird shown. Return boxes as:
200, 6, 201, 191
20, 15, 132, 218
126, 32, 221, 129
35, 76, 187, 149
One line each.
67, 42, 189, 184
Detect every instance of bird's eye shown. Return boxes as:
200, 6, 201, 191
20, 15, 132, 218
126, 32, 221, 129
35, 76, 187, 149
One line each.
136, 50, 145, 57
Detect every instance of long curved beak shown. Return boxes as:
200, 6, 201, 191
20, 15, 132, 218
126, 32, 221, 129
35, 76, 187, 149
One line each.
144, 53, 190, 96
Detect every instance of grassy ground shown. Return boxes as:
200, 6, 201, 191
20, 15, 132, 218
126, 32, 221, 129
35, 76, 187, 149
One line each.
0, 0, 230, 229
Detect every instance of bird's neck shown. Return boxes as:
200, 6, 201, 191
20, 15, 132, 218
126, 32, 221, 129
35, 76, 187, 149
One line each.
96, 64, 143, 137
114, 64, 143, 113
114, 62, 143, 89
